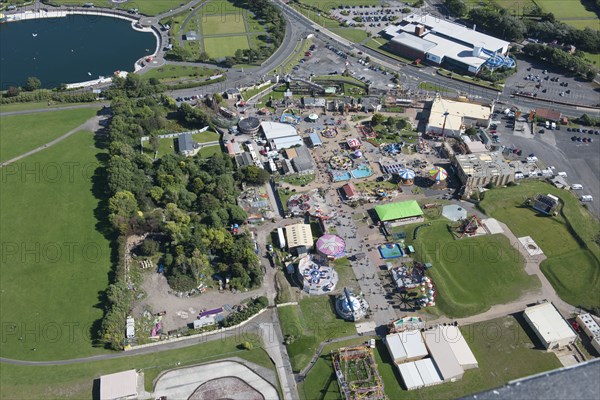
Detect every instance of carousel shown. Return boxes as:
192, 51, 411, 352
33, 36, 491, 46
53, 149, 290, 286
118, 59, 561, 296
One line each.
429, 166, 448, 186
398, 168, 415, 185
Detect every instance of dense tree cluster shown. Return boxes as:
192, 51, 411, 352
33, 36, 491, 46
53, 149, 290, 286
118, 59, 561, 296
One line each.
100, 93, 260, 348
444, 0, 467, 17
522, 43, 597, 80
222, 296, 268, 327
466, 7, 600, 53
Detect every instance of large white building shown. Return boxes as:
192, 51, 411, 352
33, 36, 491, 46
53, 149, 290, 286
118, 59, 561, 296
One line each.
427, 94, 492, 137
384, 13, 511, 73
261, 121, 303, 149
386, 327, 478, 390
523, 303, 577, 350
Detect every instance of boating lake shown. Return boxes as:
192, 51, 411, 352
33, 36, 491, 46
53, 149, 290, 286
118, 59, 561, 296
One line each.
0, 14, 156, 89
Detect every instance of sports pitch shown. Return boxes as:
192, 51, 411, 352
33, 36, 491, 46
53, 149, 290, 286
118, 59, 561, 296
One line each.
204, 36, 250, 58
200, 14, 247, 35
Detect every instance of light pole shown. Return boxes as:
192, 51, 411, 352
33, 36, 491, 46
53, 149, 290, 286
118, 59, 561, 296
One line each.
440, 111, 450, 139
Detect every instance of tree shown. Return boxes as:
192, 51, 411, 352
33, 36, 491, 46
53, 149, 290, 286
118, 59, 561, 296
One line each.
25, 76, 41, 91
198, 51, 210, 62
241, 341, 253, 350
234, 49, 244, 62
6, 86, 21, 97
139, 239, 159, 256
444, 0, 467, 17
223, 57, 237, 68
371, 113, 385, 126
108, 191, 139, 233
240, 165, 270, 184
465, 126, 477, 136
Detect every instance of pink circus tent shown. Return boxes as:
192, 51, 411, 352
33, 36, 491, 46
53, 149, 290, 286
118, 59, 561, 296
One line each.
316, 234, 346, 258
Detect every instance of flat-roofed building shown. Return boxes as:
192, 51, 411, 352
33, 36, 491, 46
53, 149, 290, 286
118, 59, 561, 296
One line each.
285, 223, 313, 250
397, 361, 424, 390
427, 95, 492, 137
423, 330, 464, 381
576, 313, 600, 340
453, 151, 514, 190
414, 358, 443, 387
100, 370, 138, 400
523, 302, 577, 350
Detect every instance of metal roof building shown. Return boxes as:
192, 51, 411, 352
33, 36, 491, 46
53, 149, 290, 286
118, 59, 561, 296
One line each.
414, 358, 443, 387
292, 146, 315, 173
432, 326, 478, 369
100, 370, 138, 400
424, 329, 464, 381
178, 133, 195, 156
375, 200, 424, 223
397, 361, 424, 390
523, 302, 577, 350
285, 223, 313, 249
272, 136, 303, 150
261, 121, 299, 140
308, 132, 322, 147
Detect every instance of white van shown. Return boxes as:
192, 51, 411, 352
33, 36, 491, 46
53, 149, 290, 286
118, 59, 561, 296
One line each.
571, 184, 583, 190
581, 195, 593, 202
545, 121, 550, 129
557, 171, 567, 177
551, 122, 557, 130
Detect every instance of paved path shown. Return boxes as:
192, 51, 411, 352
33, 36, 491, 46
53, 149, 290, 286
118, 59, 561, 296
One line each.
259, 312, 299, 400
0, 115, 105, 168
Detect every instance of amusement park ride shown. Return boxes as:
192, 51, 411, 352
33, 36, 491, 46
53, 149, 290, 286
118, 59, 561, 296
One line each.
454, 215, 483, 238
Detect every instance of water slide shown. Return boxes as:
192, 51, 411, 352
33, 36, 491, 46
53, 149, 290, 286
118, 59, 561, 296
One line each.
481, 48, 515, 69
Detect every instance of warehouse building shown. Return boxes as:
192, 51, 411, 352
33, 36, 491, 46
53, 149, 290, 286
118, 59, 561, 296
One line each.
261, 121, 303, 150
427, 95, 492, 137
523, 302, 577, 350
385, 330, 429, 364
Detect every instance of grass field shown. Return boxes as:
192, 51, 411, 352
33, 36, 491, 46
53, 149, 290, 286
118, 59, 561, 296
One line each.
479, 181, 600, 310
49, 0, 182, 15
0, 102, 100, 113
0, 334, 272, 399
536, 0, 598, 19
142, 131, 220, 157
409, 221, 540, 317
199, 0, 247, 16
0, 130, 113, 361
300, 315, 561, 400
204, 36, 250, 58
0, 108, 98, 162
200, 14, 247, 35
278, 295, 357, 372
329, 28, 370, 43
197, 144, 221, 158
143, 65, 221, 81
296, 0, 379, 12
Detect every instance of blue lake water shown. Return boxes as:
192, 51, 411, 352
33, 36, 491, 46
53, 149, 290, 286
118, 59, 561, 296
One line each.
0, 14, 156, 89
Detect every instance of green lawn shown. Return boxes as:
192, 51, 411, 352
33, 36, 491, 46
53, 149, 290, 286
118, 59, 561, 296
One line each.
143, 132, 220, 157
278, 295, 357, 372
418, 81, 457, 93
282, 174, 315, 186
143, 65, 222, 81
479, 181, 600, 310
197, 144, 221, 158
200, 0, 247, 15
329, 28, 370, 43
0, 334, 272, 399
0, 131, 113, 360
537, 0, 598, 19
0, 102, 101, 113
201, 14, 247, 35
296, 0, 378, 12
49, 0, 183, 15
204, 35, 250, 59
409, 221, 540, 317
0, 108, 99, 162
